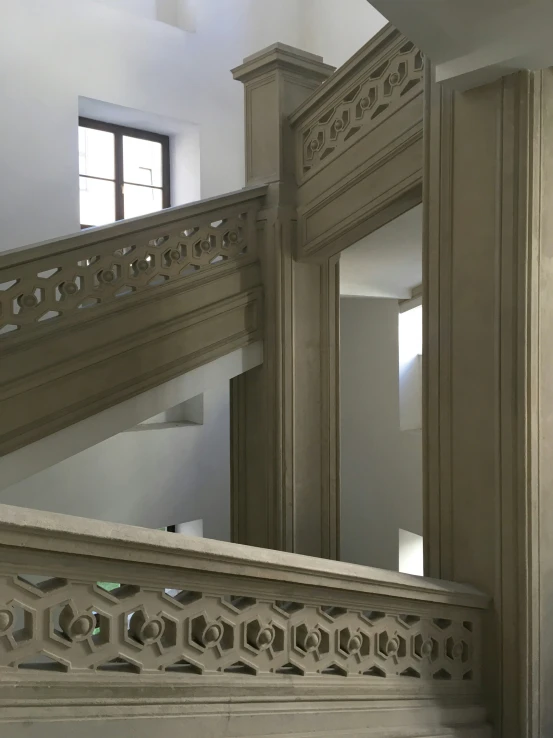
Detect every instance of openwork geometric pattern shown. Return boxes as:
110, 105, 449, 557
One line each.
300, 41, 424, 178
0, 212, 250, 339
0, 574, 477, 681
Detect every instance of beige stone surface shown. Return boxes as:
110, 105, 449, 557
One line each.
0, 186, 267, 456
424, 65, 553, 737
231, 44, 340, 557
0, 25, 504, 738
0, 503, 489, 736
291, 24, 424, 262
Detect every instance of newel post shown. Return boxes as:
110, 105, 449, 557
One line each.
230, 44, 339, 558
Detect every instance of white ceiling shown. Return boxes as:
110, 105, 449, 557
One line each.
369, 0, 553, 90
340, 205, 422, 299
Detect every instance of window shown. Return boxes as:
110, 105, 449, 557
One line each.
398, 303, 422, 432
79, 118, 170, 228
398, 529, 423, 576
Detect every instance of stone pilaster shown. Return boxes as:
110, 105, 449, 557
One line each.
230, 45, 340, 558
424, 66, 553, 736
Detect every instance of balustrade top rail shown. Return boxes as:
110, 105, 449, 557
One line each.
0, 503, 487, 609
0, 185, 267, 340
289, 25, 423, 184
0, 185, 268, 266
0, 504, 487, 688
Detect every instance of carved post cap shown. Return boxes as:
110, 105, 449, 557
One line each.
232, 43, 335, 85
229, 43, 337, 549
232, 44, 335, 185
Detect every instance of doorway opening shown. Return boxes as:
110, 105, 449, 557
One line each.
339, 205, 423, 574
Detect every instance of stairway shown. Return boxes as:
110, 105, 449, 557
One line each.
0, 26, 492, 738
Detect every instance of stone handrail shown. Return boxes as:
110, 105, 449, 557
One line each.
0, 503, 488, 692
0, 186, 267, 456
290, 24, 425, 261
0, 185, 267, 340
290, 24, 423, 184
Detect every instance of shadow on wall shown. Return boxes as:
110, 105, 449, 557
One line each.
0, 387, 231, 542
340, 297, 423, 571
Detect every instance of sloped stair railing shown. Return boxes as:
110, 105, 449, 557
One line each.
0, 505, 490, 736
0, 185, 267, 456
290, 24, 424, 262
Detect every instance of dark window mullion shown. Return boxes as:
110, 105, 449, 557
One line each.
114, 132, 124, 221
162, 139, 171, 209
79, 174, 116, 184
122, 180, 164, 190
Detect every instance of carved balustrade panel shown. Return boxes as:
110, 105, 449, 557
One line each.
0, 187, 268, 342
0, 213, 252, 339
297, 40, 424, 182
0, 571, 478, 682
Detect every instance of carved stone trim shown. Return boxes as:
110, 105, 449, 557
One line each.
0, 188, 266, 456
0, 571, 479, 683
0, 506, 485, 686
292, 29, 423, 184
0, 194, 265, 341
292, 27, 424, 263
0, 288, 262, 456
0, 504, 491, 610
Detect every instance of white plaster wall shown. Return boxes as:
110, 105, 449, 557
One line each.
90, 0, 158, 19
0, 344, 262, 538
0, 0, 385, 538
0, 0, 284, 249
340, 297, 422, 571
0, 343, 262, 490
0, 386, 231, 541
0, 0, 384, 251
302, 0, 386, 67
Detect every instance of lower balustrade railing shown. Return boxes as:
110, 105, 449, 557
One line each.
0, 504, 491, 736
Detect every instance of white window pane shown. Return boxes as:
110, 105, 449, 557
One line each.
124, 184, 162, 219
80, 176, 115, 226
123, 136, 163, 187
78, 127, 115, 179
398, 305, 423, 432
398, 305, 422, 365
399, 529, 423, 576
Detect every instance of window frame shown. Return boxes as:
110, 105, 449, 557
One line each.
79, 117, 171, 228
